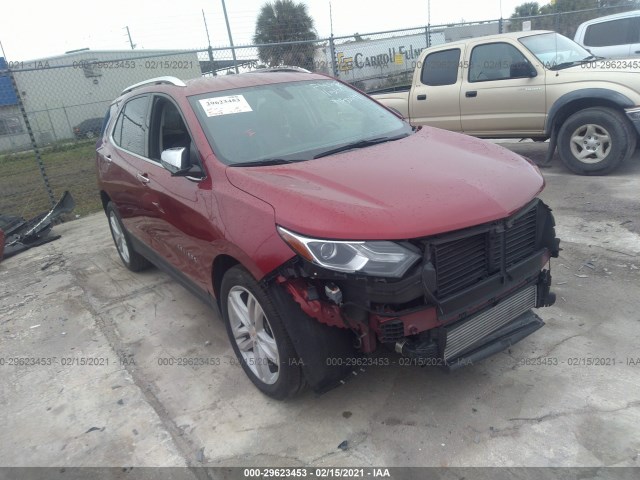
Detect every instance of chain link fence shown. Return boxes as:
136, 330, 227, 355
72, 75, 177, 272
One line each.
0, 4, 636, 219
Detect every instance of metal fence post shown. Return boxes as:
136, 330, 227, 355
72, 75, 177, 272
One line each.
426, 25, 431, 48
6, 67, 56, 207
499, 17, 504, 34
329, 34, 338, 78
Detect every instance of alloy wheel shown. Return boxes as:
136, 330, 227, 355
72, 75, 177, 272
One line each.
569, 123, 611, 164
227, 286, 280, 385
109, 212, 130, 264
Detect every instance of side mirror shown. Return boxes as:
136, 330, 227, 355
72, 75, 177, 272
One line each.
510, 62, 537, 79
161, 147, 189, 174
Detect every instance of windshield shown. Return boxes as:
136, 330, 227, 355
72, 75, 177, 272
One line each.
189, 79, 411, 166
519, 32, 594, 69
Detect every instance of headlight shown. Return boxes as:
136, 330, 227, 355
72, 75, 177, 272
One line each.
277, 226, 420, 278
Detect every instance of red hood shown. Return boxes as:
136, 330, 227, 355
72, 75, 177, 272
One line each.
225, 128, 544, 240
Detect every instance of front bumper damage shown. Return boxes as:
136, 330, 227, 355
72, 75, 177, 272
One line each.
270, 198, 560, 378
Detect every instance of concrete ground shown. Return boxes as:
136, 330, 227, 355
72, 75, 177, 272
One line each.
1, 144, 639, 468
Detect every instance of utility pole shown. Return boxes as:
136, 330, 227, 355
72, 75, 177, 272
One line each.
202, 10, 216, 75
329, 1, 334, 37
427, 0, 431, 48
125, 26, 135, 50
220, 0, 239, 74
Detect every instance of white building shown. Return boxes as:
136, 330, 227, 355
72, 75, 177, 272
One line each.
0, 49, 202, 152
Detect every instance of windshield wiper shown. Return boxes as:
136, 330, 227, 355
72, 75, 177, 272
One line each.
313, 133, 409, 159
549, 55, 602, 71
229, 158, 301, 167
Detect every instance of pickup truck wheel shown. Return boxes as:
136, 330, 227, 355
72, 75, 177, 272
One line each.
106, 202, 151, 272
558, 108, 633, 175
221, 266, 305, 399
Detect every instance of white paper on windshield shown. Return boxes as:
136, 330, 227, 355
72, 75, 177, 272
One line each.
199, 95, 253, 117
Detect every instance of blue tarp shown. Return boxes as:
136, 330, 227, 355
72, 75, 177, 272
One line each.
0, 58, 19, 106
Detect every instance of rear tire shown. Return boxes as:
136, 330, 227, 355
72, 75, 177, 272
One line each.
106, 202, 151, 272
220, 266, 305, 399
558, 107, 633, 175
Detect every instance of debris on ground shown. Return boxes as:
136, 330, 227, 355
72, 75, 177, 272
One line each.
84, 427, 104, 434
337, 440, 348, 451
0, 191, 75, 262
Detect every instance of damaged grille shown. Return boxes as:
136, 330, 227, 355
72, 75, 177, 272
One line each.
431, 202, 540, 299
433, 233, 488, 298
505, 204, 538, 265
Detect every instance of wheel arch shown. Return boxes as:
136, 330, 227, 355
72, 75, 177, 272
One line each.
211, 254, 240, 305
546, 89, 634, 135
100, 191, 111, 214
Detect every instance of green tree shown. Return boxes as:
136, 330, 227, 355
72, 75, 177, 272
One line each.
509, 2, 542, 31
253, 0, 318, 70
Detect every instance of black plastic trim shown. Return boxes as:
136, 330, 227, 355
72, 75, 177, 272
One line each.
128, 235, 218, 311
546, 89, 634, 135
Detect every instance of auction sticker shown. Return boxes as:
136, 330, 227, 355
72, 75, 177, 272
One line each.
199, 95, 253, 116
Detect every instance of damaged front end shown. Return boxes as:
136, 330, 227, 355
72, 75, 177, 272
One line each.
268, 198, 560, 386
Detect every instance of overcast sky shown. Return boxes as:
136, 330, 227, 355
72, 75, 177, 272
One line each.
1, 0, 527, 61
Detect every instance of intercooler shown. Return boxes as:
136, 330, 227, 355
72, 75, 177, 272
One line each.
443, 284, 538, 361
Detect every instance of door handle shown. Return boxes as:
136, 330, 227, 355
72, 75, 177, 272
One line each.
465, 91, 477, 98
136, 172, 150, 184
417, 94, 427, 100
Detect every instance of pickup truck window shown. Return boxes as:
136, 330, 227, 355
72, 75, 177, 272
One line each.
469, 43, 532, 82
420, 49, 461, 86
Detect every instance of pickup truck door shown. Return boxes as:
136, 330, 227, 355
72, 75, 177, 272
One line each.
460, 41, 546, 136
408, 47, 463, 131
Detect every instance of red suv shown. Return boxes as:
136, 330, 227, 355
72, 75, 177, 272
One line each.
97, 70, 560, 399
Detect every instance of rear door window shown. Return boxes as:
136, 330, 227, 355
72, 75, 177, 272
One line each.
420, 49, 461, 86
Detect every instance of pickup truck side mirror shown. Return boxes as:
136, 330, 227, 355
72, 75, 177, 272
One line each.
510, 62, 537, 79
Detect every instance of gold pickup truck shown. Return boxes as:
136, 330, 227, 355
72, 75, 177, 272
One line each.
372, 30, 640, 175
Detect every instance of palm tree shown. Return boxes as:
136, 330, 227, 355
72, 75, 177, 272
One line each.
253, 0, 318, 70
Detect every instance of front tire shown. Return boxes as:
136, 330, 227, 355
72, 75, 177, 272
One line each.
558, 107, 634, 175
220, 266, 305, 399
106, 202, 151, 272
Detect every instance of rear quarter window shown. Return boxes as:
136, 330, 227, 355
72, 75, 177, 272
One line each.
112, 95, 150, 156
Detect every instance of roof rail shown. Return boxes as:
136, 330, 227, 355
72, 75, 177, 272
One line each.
121, 76, 186, 95
247, 66, 311, 74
